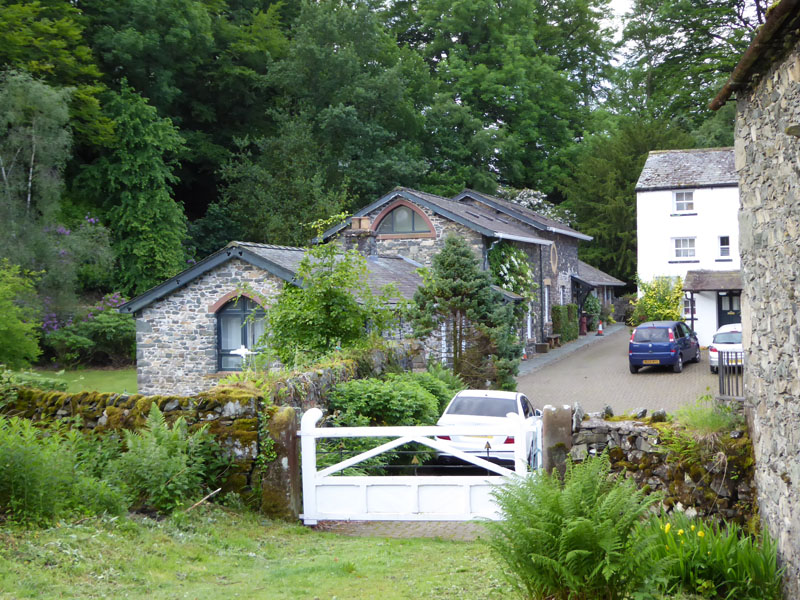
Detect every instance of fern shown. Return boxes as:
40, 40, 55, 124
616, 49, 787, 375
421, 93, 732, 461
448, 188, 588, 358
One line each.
487, 452, 665, 600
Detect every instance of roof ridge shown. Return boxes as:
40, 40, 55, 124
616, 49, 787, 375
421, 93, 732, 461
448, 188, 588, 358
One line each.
647, 147, 734, 155
232, 241, 306, 252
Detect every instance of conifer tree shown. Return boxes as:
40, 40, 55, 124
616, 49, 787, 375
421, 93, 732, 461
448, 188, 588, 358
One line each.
411, 236, 521, 390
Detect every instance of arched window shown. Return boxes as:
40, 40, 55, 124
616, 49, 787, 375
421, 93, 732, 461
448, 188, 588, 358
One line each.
375, 204, 431, 234
217, 297, 265, 370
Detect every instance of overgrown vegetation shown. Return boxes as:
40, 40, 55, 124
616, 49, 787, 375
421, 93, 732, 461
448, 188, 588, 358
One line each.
551, 303, 579, 343
488, 452, 783, 600
0, 260, 41, 368
0, 404, 225, 524
630, 276, 684, 325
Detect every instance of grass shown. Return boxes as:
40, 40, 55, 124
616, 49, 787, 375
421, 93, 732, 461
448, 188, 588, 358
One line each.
0, 506, 512, 599
30, 367, 137, 394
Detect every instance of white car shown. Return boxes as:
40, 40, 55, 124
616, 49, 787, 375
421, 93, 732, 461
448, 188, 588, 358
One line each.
435, 390, 541, 466
709, 323, 743, 373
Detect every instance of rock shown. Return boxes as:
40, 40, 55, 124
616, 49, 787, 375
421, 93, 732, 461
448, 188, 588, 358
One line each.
602, 405, 614, 418
730, 430, 744, 439
572, 402, 585, 432
634, 407, 647, 419
163, 399, 180, 412
570, 444, 588, 461
651, 409, 667, 422
97, 411, 108, 427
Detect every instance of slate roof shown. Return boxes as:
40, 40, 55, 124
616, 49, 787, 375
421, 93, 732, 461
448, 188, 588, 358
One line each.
454, 189, 592, 241
684, 270, 743, 292
321, 187, 551, 246
577, 261, 626, 287
635, 148, 737, 192
119, 242, 425, 314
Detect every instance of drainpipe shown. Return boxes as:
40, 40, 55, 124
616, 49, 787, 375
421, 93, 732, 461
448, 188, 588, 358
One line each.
484, 238, 500, 271
539, 245, 545, 342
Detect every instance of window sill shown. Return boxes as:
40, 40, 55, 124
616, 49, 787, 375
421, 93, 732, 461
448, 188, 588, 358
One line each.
668, 259, 700, 264
715, 258, 733, 262
670, 212, 698, 217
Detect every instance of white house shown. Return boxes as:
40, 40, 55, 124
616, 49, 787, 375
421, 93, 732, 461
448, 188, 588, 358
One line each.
635, 148, 740, 345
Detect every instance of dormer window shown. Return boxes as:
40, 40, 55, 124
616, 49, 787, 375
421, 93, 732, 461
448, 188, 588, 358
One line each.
674, 191, 694, 212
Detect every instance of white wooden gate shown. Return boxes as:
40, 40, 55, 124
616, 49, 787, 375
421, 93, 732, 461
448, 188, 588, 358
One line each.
299, 407, 542, 524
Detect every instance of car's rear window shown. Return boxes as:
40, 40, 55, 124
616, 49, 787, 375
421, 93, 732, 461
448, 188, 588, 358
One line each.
633, 328, 669, 343
713, 332, 742, 344
446, 397, 518, 417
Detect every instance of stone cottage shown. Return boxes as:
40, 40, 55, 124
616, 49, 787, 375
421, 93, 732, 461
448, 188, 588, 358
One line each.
710, 1, 800, 595
321, 187, 611, 344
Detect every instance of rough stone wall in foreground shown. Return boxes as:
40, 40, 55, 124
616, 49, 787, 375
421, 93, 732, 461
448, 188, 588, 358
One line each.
136, 259, 282, 396
735, 41, 800, 596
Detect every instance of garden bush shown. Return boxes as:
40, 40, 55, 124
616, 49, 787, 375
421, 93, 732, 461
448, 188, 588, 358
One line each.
41, 293, 135, 367
1, 366, 68, 411
487, 452, 663, 600
551, 303, 579, 342
583, 294, 601, 330
384, 366, 464, 413
0, 416, 125, 524
106, 404, 224, 513
638, 512, 783, 599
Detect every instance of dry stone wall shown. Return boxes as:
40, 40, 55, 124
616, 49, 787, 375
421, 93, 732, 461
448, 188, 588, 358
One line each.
735, 40, 800, 596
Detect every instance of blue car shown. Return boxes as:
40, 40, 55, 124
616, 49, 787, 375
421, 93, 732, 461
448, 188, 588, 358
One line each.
629, 320, 701, 374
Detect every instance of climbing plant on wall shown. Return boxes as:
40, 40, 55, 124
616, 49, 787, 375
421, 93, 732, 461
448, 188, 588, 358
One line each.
488, 242, 538, 320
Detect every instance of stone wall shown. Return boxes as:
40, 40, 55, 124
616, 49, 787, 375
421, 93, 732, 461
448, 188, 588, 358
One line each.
568, 413, 756, 523
735, 40, 800, 596
135, 258, 283, 396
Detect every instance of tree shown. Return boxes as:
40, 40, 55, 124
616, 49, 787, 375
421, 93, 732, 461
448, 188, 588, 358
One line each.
560, 115, 694, 285
630, 276, 684, 325
264, 217, 398, 366
411, 235, 521, 390
77, 85, 187, 296
619, 0, 767, 127
0, 260, 41, 368
0, 70, 81, 311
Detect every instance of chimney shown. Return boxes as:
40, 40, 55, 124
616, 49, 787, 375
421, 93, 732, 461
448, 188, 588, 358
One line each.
339, 217, 377, 256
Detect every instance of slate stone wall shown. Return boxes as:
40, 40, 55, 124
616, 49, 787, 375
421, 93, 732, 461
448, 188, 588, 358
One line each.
735, 41, 800, 596
135, 258, 282, 396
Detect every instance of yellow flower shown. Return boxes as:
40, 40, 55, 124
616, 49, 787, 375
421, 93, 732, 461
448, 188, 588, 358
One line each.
698, 530, 705, 538
691, 524, 696, 531
666, 545, 670, 550
664, 523, 671, 534
681, 540, 685, 545
678, 529, 684, 536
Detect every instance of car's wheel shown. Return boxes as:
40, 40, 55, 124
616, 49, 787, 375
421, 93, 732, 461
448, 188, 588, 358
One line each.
692, 346, 701, 363
673, 354, 683, 373
629, 363, 639, 374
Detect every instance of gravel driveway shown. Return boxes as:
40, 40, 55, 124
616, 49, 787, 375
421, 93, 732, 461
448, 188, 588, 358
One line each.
516, 326, 718, 415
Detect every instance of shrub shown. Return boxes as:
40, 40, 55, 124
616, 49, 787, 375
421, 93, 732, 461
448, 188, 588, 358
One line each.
583, 294, 601, 330
551, 303, 579, 342
638, 512, 783, 599
487, 452, 663, 600
0, 260, 41, 368
0, 366, 67, 411
0, 416, 125, 524
106, 403, 222, 513
384, 369, 463, 413
630, 276, 684, 325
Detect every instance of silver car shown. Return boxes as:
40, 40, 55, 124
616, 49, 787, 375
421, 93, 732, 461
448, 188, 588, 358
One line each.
709, 324, 743, 373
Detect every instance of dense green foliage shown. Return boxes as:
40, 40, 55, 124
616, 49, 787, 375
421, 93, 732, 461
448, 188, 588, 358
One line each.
265, 227, 398, 366
640, 512, 783, 599
488, 453, 663, 600
551, 303, 579, 343
488, 242, 538, 312
630, 276, 684, 325
412, 236, 521, 390
328, 377, 439, 428
0, 416, 126, 524
583, 294, 601, 331
0, 261, 41, 368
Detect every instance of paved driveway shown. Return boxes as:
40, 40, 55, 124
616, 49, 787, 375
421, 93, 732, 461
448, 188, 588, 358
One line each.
517, 325, 718, 415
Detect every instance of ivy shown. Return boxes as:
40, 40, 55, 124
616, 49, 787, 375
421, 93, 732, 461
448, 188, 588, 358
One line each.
488, 242, 538, 305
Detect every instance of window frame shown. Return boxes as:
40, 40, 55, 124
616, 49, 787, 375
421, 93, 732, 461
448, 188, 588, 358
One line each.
372, 199, 436, 239
216, 297, 266, 371
673, 190, 695, 213
719, 235, 731, 257
673, 237, 696, 258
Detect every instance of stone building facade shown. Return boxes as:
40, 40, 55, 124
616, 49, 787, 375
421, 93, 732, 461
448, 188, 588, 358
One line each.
711, 4, 800, 594
135, 258, 282, 396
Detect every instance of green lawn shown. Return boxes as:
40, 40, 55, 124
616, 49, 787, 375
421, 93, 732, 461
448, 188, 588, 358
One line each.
31, 367, 137, 394
0, 507, 512, 599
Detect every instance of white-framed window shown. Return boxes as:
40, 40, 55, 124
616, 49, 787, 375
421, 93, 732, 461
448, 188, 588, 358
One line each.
683, 296, 696, 318
674, 191, 694, 212
544, 286, 550, 323
719, 235, 730, 257
674, 237, 696, 258
217, 298, 265, 371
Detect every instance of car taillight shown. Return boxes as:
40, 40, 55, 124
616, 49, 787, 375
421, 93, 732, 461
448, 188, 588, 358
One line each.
436, 435, 451, 441
668, 329, 675, 342
630, 329, 637, 342
709, 346, 717, 354
503, 436, 515, 444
